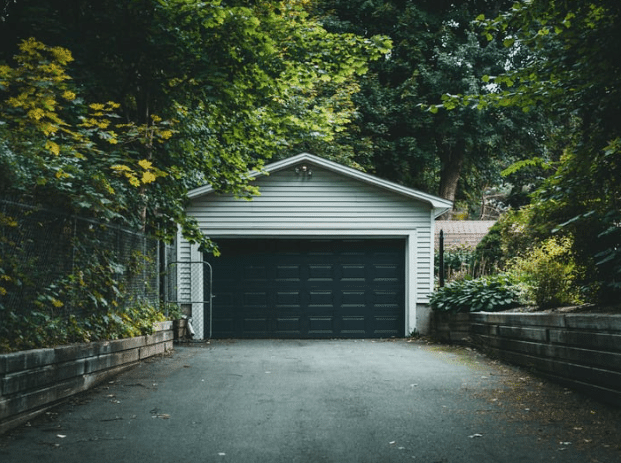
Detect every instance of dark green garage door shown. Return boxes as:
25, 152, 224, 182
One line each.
205, 239, 405, 338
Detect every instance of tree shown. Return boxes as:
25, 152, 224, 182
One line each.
1, 0, 390, 247
449, 0, 621, 299
313, 0, 548, 215
0, 39, 165, 221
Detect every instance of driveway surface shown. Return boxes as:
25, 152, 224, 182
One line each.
1, 339, 620, 463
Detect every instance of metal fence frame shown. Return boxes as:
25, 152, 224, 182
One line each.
164, 261, 213, 339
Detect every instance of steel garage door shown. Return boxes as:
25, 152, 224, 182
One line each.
206, 239, 405, 338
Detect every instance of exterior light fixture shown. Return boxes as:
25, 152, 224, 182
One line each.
295, 164, 312, 177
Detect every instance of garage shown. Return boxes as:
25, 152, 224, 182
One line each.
207, 238, 405, 338
177, 153, 451, 339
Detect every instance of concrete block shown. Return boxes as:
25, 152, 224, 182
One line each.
549, 330, 621, 352
549, 360, 621, 391
484, 337, 621, 372
498, 326, 548, 342
156, 321, 173, 331
145, 329, 173, 347
470, 323, 487, 335
449, 331, 470, 343
85, 349, 139, 374
53, 344, 97, 363
1, 359, 87, 397
139, 342, 166, 359
0, 376, 87, 421
565, 314, 621, 333
91, 336, 147, 356
1, 348, 57, 374
478, 313, 567, 328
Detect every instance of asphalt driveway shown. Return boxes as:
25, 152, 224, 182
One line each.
1, 339, 620, 463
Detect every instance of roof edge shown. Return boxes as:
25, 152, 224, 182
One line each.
187, 153, 453, 214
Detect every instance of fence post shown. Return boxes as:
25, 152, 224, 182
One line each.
439, 229, 445, 288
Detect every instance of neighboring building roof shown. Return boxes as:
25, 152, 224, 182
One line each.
435, 220, 496, 249
188, 153, 453, 218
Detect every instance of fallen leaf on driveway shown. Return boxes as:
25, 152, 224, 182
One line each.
469, 434, 483, 439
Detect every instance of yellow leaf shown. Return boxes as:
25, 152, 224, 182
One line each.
28, 108, 45, 120
141, 171, 157, 184
45, 140, 60, 155
138, 159, 153, 170
62, 90, 76, 101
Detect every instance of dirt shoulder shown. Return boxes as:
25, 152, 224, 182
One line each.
420, 340, 621, 462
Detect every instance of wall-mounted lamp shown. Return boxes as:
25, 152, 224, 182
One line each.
295, 164, 312, 177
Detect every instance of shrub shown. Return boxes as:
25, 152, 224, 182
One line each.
436, 245, 494, 282
430, 274, 520, 313
0, 301, 168, 353
509, 236, 583, 308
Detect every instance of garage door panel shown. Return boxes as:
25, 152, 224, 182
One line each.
243, 318, 269, 334
242, 292, 268, 307
207, 239, 404, 338
276, 265, 301, 281
373, 264, 400, 281
276, 291, 301, 307
341, 290, 365, 306
341, 264, 365, 281
243, 265, 268, 281
275, 317, 302, 333
309, 316, 334, 333
213, 317, 235, 336
373, 316, 400, 337
341, 316, 366, 333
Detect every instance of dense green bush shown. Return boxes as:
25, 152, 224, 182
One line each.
0, 300, 168, 353
508, 237, 584, 308
430, 274, 520, 313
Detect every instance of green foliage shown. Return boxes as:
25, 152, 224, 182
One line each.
436, 245, 492, 282
472, 224, 503, 272
316, 0, 550, 213
0, 39, 171, 226
430, 274, 520, 314
442, 0, 621, 299
1, 0, 390, 249
0, 201, 172, 353
508, 237, 585, 309
0, 300, 166, 353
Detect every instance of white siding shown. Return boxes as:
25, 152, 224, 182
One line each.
186, 165, 435, 304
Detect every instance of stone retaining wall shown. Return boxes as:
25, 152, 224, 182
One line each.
433, 312, 621, 406
0, 321, 173, 434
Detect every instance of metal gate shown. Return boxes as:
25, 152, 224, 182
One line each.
165, 261, 213, 339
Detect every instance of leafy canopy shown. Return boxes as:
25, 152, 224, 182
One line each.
1, 0, 391, 250
442, 0, 621, 299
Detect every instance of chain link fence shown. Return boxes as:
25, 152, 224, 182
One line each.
0, 199, 163, 326
165, 261, 212, 339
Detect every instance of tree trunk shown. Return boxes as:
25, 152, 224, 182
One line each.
437, 143, 465, 219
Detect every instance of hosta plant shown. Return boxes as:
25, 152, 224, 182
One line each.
430, 274, 520, 313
